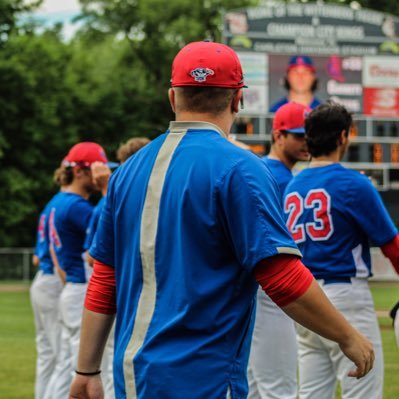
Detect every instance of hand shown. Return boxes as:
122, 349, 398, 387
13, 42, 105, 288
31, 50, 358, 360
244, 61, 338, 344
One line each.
339, 329, 375, 379
91, 162, 111, 196
69, 374, 104, 399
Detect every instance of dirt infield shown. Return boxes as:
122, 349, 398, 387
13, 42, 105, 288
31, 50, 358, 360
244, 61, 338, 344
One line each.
0, 283, 30, 292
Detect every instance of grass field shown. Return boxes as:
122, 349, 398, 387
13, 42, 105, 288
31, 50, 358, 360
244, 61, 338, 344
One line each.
0, 282, 398, 398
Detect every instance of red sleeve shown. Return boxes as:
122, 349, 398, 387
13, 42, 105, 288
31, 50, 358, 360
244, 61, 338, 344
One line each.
84, 260, 116, 315
381, 234, 399, 274
254, 255, 314, 307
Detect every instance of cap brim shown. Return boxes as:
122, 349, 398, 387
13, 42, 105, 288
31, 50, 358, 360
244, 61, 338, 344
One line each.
107, 162, 120, 169
286, 127, 305, 134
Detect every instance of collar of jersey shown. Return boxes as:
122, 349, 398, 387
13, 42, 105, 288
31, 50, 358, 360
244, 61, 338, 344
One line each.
169, 121, 226, 138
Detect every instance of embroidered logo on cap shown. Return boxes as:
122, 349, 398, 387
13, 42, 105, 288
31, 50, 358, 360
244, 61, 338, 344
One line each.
190, 68, 215, 82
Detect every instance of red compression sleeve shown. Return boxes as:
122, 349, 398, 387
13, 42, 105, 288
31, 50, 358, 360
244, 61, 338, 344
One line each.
381, 234, 399, 274
254, 255, 314, 307
84, 260, 116, 314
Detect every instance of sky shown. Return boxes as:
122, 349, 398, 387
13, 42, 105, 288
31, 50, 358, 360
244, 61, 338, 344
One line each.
29, 0, 82, 39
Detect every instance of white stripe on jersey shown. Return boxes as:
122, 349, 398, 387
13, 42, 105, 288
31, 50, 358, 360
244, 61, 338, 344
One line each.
122, 126, 187, 398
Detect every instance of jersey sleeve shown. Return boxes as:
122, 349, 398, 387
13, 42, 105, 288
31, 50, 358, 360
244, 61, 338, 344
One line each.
89, 175, 116, 267
217, 156, 301, 272
348, 174, 397, 246
84, 199, 104, 251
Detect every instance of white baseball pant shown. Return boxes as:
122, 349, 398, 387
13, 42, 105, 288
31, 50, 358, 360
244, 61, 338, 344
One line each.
30, 270, 62, 399
247, 288, 298, 399
394, 310, 399, 347
297, 278, 383, 399
51, 282, 88, 398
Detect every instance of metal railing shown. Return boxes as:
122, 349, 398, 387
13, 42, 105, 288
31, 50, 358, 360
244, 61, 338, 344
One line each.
0, 247, 397, 282
0, 248, 35, 281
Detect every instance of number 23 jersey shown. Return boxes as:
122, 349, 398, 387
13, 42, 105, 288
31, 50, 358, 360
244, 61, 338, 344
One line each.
284, 164, 397, 279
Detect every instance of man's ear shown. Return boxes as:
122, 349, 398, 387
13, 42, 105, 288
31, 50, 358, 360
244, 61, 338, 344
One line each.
231, 89, 243, 114
339, 129, 347, 145
168, 88, 176, 113
272, 130, 283, 143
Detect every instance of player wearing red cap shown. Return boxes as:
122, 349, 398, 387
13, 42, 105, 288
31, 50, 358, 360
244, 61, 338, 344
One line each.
70, 42, 373, 399
270, 56, 321, 112
47, 142, 111, 399
248, 102, 310, 399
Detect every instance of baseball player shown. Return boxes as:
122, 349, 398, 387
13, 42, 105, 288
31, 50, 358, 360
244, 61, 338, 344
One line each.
49, 142, 111, 398
248, 102, 310, 399
116, 137, 151, 164
30, 168, 67, 399
270, 56, 321, 113
284, 102, 399, 399
70, 42, 373, 399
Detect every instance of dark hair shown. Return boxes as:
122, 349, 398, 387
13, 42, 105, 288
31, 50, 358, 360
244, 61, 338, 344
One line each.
117, 137, 151, 163
174, 87, 237, 115
305, 101, 352, 157
53, 165, 73, 186
284, 77, 318, 92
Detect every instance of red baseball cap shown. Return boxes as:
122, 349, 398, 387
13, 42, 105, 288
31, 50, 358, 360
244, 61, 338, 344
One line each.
273, 102, 311, 134
63, 142, 109, 168
171, 41, 246, 88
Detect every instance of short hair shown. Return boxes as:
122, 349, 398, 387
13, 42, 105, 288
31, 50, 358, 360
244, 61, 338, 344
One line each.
53, 165, 73, 186
305, 101, 352, 157
173, 87, 237, 115
117, 137, 150, 163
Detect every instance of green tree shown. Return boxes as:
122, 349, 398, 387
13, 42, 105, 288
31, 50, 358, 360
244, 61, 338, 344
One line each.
0, 0, 42, 45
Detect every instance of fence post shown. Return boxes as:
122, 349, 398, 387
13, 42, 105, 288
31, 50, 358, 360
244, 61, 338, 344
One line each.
23, 250, 30, 282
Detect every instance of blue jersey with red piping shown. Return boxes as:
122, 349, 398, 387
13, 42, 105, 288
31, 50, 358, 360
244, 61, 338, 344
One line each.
262, 157, 293, 202
284, 164, 397, 279
84, 197, 105, 251
90, 121, 300, 399
269, 97, 321, 113
49, 192, 93, 283
34, 193, 61, 275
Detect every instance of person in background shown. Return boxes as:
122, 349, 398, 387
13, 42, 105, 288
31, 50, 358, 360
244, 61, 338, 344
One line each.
49, 142, 110, 398
248, 102, 310, 399
30, 167, 68, 399
270, 56, 321, 113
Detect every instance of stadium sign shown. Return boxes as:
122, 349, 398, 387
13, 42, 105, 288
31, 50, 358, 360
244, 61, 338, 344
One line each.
224, 3, 399, 56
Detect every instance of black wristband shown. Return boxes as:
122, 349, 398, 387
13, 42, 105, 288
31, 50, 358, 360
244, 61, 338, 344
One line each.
75, 369, 101, 376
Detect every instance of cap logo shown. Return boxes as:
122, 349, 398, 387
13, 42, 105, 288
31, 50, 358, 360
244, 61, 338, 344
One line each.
190, 68, 215, 82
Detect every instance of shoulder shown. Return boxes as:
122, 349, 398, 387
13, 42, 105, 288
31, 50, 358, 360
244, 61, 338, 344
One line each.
269, 98, 288, 112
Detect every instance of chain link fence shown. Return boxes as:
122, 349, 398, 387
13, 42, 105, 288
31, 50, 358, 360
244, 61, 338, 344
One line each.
0, 247, 397, 282
0, 248, 36, 281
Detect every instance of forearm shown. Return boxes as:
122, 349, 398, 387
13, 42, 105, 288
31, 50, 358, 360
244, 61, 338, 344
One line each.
282, 279, 355, 344
77, 309, 115, 372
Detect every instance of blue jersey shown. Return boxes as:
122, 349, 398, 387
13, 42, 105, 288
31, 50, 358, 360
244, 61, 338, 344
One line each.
84, 197, 105, 251
262, 157, 293, 201
49, 192, 93, 283
90, 121, 300, 399
269, 97, 321, 113
34, 194, 60, 275
284, 164, 397, 279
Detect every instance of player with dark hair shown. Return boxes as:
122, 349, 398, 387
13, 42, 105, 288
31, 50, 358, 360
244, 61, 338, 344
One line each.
70, 42, 373, 399
284, 101, 399, 399
270, 56, 321, 112
248, 102, 309, 399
